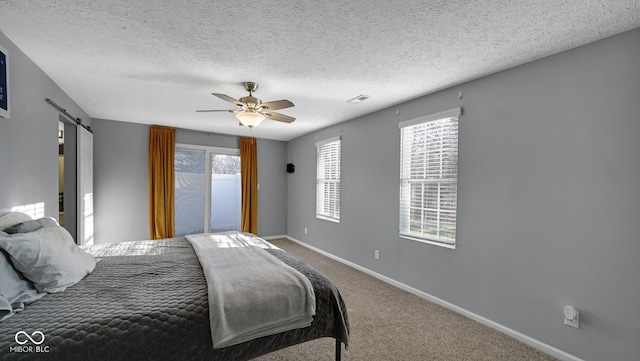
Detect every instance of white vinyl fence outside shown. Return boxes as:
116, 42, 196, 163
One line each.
175, 172, 241, 236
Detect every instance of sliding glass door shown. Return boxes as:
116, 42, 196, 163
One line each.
210, 154, 241, 232
174, 145, 241, 236
175, 148, 206, 235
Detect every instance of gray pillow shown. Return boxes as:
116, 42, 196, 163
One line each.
3, 217, 59, 234
0, 250, 46, 322
0, 212, 33, 231
0, 225, 96, 293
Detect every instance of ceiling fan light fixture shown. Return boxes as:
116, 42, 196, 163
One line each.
236, 109, 265, 127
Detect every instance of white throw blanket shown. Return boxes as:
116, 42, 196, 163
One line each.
186, 232, 316, 349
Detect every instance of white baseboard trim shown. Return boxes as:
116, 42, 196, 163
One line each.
261, 235, 289, 241
281, 235, 583, 361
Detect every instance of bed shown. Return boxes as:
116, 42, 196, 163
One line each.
0, 212, 349, 361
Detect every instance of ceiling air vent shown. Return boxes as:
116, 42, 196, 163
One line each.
346, 94, 370, 104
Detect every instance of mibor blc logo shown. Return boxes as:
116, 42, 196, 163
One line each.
10, 331, 50, 353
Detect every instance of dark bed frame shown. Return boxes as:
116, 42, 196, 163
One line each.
0, 236, 349, 361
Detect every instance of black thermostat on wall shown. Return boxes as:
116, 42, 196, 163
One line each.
286, 163, 295, 173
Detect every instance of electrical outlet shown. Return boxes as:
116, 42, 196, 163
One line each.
304, 227, 308, 234
374, 250, 380, 260
563, 306, 579, 328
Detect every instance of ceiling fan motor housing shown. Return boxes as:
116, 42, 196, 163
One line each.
239, 95, 262, 109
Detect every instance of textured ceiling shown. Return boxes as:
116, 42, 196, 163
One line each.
0, 0, 638, 141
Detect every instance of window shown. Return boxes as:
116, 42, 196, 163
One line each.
316, 137, 341, 222
399, 108, 461, 248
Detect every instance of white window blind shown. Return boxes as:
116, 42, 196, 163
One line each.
316, 137, 341, 222
399, 108, 460, 246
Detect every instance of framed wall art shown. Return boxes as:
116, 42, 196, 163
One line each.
0, 43, 9, 118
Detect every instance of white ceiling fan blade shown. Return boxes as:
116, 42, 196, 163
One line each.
260, 99, 294, 111
264, 111, 295, 123
212, 93, 244, 107
196, 109, 237, 113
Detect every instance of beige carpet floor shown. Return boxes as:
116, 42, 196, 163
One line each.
253, 238, 556, 361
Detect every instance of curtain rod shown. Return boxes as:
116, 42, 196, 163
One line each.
46, 98, 92, 133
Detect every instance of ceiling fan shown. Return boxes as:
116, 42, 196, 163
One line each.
197, 82, 295, 128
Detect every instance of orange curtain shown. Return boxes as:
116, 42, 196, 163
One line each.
240, 137, 258, 234
148, 125, 176, 239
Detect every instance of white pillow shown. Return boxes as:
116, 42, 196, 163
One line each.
0, 250, 46, 321
3, 217, 59, 234
0, 212, 33, 231
0, 295, 12, 322
0, 225, 96, 293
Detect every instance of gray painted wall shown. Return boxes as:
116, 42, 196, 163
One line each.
92, 119, 287, 243
0, 31, 90, 228
256, 138, 287, 236
286, 29, 640, 361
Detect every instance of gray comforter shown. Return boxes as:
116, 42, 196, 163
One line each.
0, 237, 349, 361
